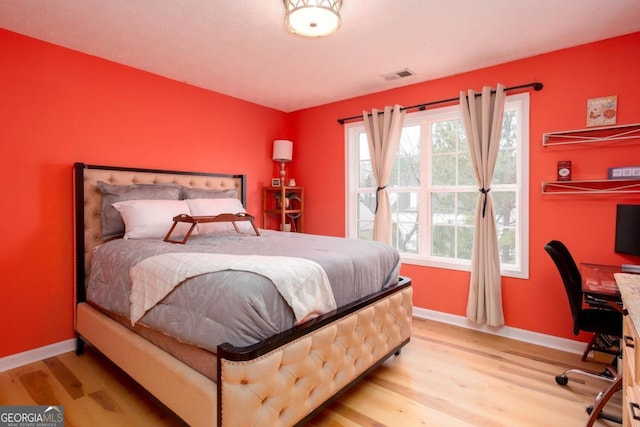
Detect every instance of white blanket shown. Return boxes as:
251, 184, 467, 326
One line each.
129, 252, 336, 326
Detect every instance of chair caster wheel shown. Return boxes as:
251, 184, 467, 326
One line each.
555, 375, 569, 385
586, 405, 594, 415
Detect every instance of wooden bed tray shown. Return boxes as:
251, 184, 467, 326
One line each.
164, 213, 260, 244
73, 162, 412, 426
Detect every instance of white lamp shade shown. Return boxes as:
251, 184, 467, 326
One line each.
273, 140, 293, 162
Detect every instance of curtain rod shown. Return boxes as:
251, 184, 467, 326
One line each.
336, 82, 543, 125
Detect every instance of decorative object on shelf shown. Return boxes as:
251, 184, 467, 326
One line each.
557, 161, 572, 181
272, 139, 293, 186
275, 191, 302, 218
608, 165, 640, 180
275, 192, 290, 208
586, 95, 617, 127
285, 193, 302, 221
271, 178, 281, 187
283, 0, 342, 38
288, 178, 296, 186
280, 223, 292, 232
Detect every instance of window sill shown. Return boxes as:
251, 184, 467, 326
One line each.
400, 255, 528, 279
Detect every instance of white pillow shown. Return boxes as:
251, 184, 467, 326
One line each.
112, 199, 193, 239
185, 198, 250, 234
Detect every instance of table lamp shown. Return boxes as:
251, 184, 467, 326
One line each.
273, 139, 293, 186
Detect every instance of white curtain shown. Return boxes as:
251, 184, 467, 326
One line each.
459, 84, 506, 326
362, 105, 406, 244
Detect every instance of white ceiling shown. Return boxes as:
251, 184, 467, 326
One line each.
2, 0, 640, 113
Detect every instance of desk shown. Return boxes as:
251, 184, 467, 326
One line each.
581, 263, 624, 310
616, 273, 640, 427
579, 263, 625, 426
582, 271, 640, 427
582, 263, 623, 298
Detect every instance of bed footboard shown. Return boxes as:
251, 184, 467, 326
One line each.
217, 281, 412, 426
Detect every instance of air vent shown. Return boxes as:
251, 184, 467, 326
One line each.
380, 68, 416, 81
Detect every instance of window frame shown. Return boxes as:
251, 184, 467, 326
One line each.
345, 93, 530, 279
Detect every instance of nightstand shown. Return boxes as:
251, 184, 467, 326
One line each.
262, 186, 304, 232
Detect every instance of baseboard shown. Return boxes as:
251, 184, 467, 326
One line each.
413, 307, 587, 355
1, 311, 587, 373
0, 339, 76, 372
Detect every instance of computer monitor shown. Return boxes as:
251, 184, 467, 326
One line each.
615, 204, 640, 256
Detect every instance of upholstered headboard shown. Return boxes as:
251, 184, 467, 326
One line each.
73, 162, 246, 304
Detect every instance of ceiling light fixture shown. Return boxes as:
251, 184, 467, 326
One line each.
283, 0, 342, 38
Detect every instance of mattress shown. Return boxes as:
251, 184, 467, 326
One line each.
87, 230, 400, 353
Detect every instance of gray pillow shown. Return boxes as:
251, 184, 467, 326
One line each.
98, 181, 181, 240
180, 187, 238, 200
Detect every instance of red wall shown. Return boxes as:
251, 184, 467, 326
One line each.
292, 32, 640, 341
1, 27, 639, 358
0, 29, 290, 357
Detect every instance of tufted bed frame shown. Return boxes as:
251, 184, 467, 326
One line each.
73, 162, 413, 426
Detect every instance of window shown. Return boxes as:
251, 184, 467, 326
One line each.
345, 93, 529, 278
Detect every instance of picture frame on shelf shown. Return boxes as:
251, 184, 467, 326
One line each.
271, 178, 281, 187
586, 95, 617, 127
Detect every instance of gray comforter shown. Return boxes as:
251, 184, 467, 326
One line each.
87, 230, 400, 352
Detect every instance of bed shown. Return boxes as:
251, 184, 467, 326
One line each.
73, 162, 412, 426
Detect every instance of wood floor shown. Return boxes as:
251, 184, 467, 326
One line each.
0, 318, 622, 426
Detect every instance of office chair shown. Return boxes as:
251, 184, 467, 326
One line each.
544, 240, 622, 385
545, 240, 624, 425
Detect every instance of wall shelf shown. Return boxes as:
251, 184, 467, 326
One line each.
541, 179, 640, 195
542, 123, 640, 147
